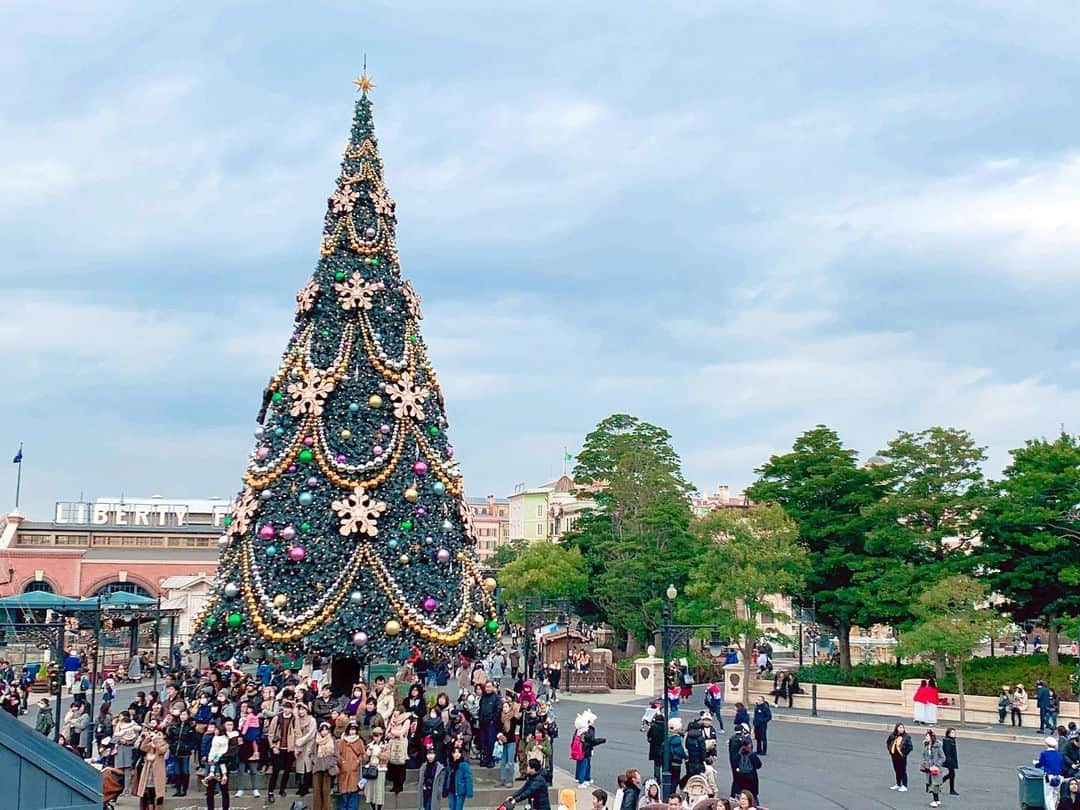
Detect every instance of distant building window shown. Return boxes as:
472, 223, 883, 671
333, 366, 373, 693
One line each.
535, 505, 544, 518
23, 580, 53, 594
92, 582, 152, 598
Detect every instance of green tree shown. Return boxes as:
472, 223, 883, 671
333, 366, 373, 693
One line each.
975, 433, 1080, 666
898, 575, 1006, 724
193, 79, 498, 662
746, 426, 881, 671
497, 543, 588, 608
564, 414, 697, 652
685, 504, 808, 691
490, 539, 526, 568
861, 428, 986, 647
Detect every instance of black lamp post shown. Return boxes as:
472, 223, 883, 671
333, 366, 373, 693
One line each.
659, 584, 724, 800
805, 619, 820, 718
522, 597, 571, 683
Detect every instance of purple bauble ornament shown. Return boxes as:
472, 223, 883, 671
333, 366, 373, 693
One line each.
379, 424, 391, 435
289, 545, 307, 562
306, 476, 319, 487
445, 446, 455, 459
365, 226, 376, 238
415, 506, 427, 518
281, 525, 297, 542
287, 464, 297, 473
353, 631, 368, 646
336, 453, 347, 463
303, 436, 314, 447
436, 548, 451, 563
259, 524, 276, 541
422, 597, 437, 612
412, 460, 429, 475
255, 446, 270, 460
373, 445, 384, 457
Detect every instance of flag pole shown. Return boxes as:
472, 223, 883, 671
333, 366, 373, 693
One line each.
14, 443, 22, 509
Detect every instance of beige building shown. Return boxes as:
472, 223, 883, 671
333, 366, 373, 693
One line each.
507, 475, 593, 542
465, 495, 510, 561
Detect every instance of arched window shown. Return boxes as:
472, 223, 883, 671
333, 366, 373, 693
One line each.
91, 581, 152, 598
22, 580, 54, 594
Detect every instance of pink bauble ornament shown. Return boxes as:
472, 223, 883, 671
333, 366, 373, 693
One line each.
379, 424, 391, 435
281, 525, 297, 542
336, 453, 347, 463
255, 446, 270, 460
445, 446, 455, 459
373, 445, 384, 457
306, 476, 319, 487
289, 545, 307, 562
303, 436, 314, 447
415, 507, 427, 517
412, 460, 429, 475
422, 597, 437, 612
436, 548, 451, 563
287, 464, 297, 473
259, 524, 276, 541
353, 631, 368, 645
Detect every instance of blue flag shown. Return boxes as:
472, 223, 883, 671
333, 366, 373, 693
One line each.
12, 448, 22, 464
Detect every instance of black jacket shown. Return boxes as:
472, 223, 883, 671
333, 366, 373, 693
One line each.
313, 696, 337, 723
580, 726, 606, 758
886, 732, 913, 758
620, 783, 641, 810
167, 720, 198, 757
752, 703, 772, 727
647, 716, 667, 762
478, 693, 502, 723
685, 723, 707, 768
510, 772, 551, 810
942, 737, 958, 770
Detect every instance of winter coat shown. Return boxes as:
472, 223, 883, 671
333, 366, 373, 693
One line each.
416, 760, 444, 810
134, 733, 169, 798
886, 731, 913, 758
442, 759, 474, 798
1038, 685, 1051, 710
510, 771, 550, 810
35, 707, 54, 736
922, 740, 946, 788
647, 716, 667, 763
580, 726, 606, 758
293, 713, 318, 773
733, 706, 750, 728
167, 719, 198, 757
478, 692, 502, 723
337, 735, 367, 793
752, 703, 772, 728
1012, 688, 1029, 711
666, 732, 686, 765
359, 709, 385, 743
620, 782, 641, 810
942, 737, 958, 770
684, 723, 707, 773
268, 713, 298, 751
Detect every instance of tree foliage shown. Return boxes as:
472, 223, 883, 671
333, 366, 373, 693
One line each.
563, 414, 696, 649
974, 433, 1080, 665
497, 543, 588, 606
685, 504, 808, 689
898, 575, 1006, 723
745, 425, 881, 671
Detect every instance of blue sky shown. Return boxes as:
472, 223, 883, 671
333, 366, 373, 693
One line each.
2, 1, 1078, 517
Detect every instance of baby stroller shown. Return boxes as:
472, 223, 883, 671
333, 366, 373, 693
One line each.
101, 766, 124, 810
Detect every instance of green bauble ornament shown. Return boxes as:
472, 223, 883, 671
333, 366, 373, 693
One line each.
271, 392, 283, 403
205, 616, 216, 627
223, 515, 233, 527
485, 619, 500, 635
298, 449, 314, 464
428, 426, 440, 437
226, 613, 243, 628
401, 519, 413, 531
300, 522, 311, 533
335, 270, 347, 281
409, 334, 419, 344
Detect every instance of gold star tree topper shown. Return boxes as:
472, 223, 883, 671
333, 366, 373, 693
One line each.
353, 72, 375, 94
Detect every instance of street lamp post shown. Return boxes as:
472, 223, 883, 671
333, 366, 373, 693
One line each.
659, 584, 725, 800
805, 620, 820, 718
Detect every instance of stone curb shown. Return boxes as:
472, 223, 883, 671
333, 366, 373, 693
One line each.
772, 711, 1046, 745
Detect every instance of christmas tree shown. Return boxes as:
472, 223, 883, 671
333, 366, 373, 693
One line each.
193, 73, 499, 663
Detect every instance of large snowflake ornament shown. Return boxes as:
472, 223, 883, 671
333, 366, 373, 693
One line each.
296, 279, 320, 314
401, 280, 423, 320
334, 272, 383, 312
287, 370, 335, 417
384, 371, 429, 421
329, 185, 360, 214
229, 489, 260, 537
370, 185, 396, 218
458, 499, 476, 540
332, 486, 388, 537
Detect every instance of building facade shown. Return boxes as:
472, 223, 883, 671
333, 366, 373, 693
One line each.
465, 495, 510, 561
690, 484, 751, 518
507, 475, 593, 542
0, 497, 225, 641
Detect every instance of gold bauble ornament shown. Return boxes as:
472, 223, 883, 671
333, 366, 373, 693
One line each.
404, 487, 419, 503
385, 619, 401, 636
482, 577, 497, 593
368, 394, 384, 409
399, 554, 410, 565
273, 594, 288, 609
472, 612, 486, 627
340, 429, 352, 440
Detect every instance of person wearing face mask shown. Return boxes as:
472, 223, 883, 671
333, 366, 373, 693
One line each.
424, 704, 448, 763
166, 708, 198, 797
337, 720, 367, 810
311, 721, 339, 810
417, 745, 444, 810
267, 700, 299, 800
293, 702, 319, 797
345, 685, 366, 717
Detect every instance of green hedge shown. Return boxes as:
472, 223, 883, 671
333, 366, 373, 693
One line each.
796, 654, 1080, 698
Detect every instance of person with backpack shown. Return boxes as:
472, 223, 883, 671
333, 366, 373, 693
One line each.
731, 737, 762, 805
570, 710, 606, 789
684, 716, 707, 781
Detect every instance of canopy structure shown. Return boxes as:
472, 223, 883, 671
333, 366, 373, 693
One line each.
74, 591, 158, 611
0, 591, 82, 612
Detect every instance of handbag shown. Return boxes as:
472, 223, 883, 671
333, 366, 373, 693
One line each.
363, 764, 379, 779
389, 737, 408, 765
492, 741, 504, 760
329, 763, 340, 777
165, 756, 178, 781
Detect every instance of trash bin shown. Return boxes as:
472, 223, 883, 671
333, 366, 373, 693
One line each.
1018, 766, 1045, 809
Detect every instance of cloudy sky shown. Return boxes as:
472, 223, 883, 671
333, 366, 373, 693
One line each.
2, 1, 1078, 517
